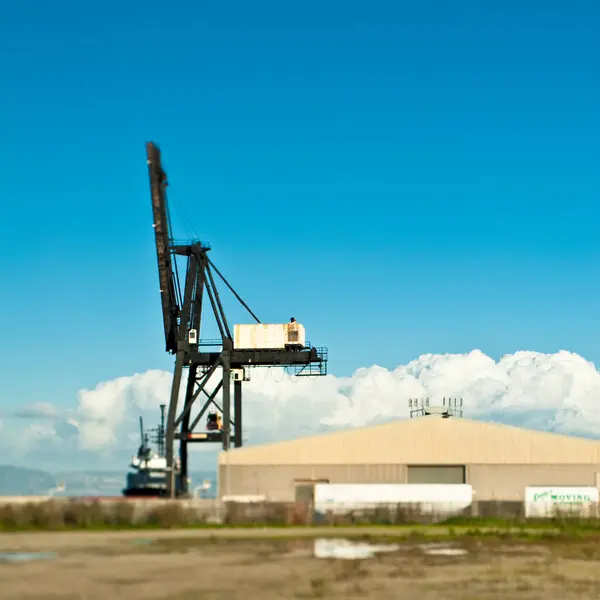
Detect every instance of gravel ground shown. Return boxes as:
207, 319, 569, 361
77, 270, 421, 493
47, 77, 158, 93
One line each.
1, 529, 600, 599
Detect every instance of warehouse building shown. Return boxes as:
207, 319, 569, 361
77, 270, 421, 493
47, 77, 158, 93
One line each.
217, 415, 600, 502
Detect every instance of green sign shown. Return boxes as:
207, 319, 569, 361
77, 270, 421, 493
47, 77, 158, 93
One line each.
532, 490, 592, 504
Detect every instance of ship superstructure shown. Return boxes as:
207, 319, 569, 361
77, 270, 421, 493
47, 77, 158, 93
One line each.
123, 405, 184, 497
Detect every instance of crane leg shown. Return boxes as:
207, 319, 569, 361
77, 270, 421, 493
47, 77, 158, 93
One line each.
179, 365, 197, 497
222, 352, 231, 451
166, 352, 185, 498
234, 380, 242, 447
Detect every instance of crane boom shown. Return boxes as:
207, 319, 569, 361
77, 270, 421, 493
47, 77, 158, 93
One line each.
142, 142, 328, 497
146, 142, 179, 353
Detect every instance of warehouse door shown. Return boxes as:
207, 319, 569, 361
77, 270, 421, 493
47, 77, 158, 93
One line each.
294, 479, 329, 503
407, 465, 466, 484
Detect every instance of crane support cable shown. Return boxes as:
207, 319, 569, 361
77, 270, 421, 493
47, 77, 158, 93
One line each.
204, 277, 226, 341
205, 263, 232, 340
166, 202, 184, 311
207, 258, 261, 324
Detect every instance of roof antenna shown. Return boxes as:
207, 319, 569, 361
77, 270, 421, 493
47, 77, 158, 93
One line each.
408, 397, 464, 419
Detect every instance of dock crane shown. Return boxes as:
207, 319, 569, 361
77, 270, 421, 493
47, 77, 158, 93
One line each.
145, 143, 328, 497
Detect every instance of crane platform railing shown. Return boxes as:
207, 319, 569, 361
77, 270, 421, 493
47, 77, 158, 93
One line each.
194, 339, 328, 375
290, 345, 328, 376
169, 239, 212, 250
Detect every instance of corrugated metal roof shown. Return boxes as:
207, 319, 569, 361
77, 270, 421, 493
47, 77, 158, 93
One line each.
218, 416, 600, 466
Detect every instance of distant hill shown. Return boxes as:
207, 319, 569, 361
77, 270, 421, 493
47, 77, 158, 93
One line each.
0, 466, 217, 497
0, 465, 58, 496
54, 470, 218, 497
53, 471, 126, 497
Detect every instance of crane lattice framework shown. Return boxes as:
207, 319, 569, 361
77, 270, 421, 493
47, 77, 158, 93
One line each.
146, 142, 328, 497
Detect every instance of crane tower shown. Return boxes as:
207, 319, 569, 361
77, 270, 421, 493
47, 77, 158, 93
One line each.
145, 143, 328, 497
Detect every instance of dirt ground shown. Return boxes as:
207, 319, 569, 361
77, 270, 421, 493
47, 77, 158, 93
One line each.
2, 528, 600, 599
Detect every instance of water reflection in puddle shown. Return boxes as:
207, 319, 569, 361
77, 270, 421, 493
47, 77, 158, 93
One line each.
419, 544, 468, 556
313, 539, 469, 560
0, 552, 58, 563
131, 538, 154, 546
314, 538, 400, 560
421, 546, 468, 556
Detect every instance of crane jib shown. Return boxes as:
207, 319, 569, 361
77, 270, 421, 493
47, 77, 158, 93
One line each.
146, 142, 179, 353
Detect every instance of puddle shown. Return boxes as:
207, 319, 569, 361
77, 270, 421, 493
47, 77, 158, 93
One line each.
0, 552, 58, 563
131, 538, 154, 546
419, 543, 468, 557
423, 547, 468, 556
314, 538, 400, 560
313, 539, 469, 560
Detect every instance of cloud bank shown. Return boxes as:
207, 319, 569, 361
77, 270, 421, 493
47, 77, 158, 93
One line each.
5, 349, 600, 469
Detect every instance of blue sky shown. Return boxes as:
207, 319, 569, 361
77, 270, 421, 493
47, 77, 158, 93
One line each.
0, 0, 598, 415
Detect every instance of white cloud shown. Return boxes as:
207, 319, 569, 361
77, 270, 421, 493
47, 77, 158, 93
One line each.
14, 402, 61, 420
6, 349, 600, 469
74, 370, 171, 452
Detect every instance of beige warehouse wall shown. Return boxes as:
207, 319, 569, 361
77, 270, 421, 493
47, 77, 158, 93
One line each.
468, 464, 600, 501
219, 463, 407, 501
220, 463, 600, 502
